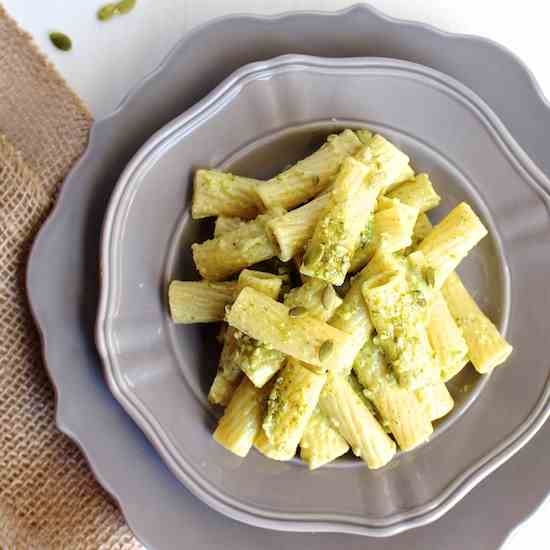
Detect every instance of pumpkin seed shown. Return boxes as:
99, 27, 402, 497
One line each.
49, 32, 72, 51
318, 340, 334, 362
116, 0, 137, 14
288, 306, 307, 318
97, 4, 116, 20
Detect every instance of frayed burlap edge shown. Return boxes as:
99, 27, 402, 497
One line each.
0, 6, 144, 549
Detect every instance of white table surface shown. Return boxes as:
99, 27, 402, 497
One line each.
4, 1, 548, 548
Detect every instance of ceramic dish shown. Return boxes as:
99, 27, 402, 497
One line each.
27, 5, 550, 550
96, 55, 549, 536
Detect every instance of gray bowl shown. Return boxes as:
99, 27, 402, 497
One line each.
96, 55, 550, 536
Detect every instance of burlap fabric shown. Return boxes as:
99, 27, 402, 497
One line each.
0, 6, 143, 549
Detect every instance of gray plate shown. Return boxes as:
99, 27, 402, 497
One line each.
27, 5, 550, 550
97, 54, 550, 536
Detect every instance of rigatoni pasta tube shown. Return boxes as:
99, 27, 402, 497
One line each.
226, 287, 353, 370
213, 215, 245, 237
319, 372, 396, 469
330, 247, 400, 338
412, 215, 511, 373
257, 130, 362, 210
269, 194, 416, 267
427, 291, 469, 381
442, 272, 513, 373
208, 371, 240, 407
234, 269, 284, 301
387, 173, 441, 213
409, 212, 434, 250
260, 360, 327, 459
192, 209, 283, 281
353, 340, 433, 451
224, 270, 286, 389
213, 377, 270, 457
417, 202, 488, 288
209, 270, 285, 402
362, 270, 440, 390
192, 169, 263, 219
267, 193, 330, 262
350, 199, 418, 273
255, 280, 343, 459
300, 406, 349, 470
283, 278, 342, 322
359, 134, 411, 193
168, 280, 237, 323
415, 382, 454, 421
301, 157, 375, 285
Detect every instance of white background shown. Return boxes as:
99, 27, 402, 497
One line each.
4, 0, 548, 547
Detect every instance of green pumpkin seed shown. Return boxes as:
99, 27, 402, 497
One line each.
116, 0, 137, 14
98, 0, 137, 21
288, 306, 307, 318
97, 4, 116, 20
49, 32, 72, 51
318, 340, 334, 362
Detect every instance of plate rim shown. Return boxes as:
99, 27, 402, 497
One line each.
96, 53, 550, 537
26, 4, 550, 548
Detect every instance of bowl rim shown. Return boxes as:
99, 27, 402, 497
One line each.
97, 54, 550, 536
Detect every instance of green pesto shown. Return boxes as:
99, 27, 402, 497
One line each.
319, 340, 334, 362
366, 267, 436, 389
49, 32, 72, 51
235, 334, 285, 378
264, 372, 310, 442
356, 213, 374, 251
352, 339, 397, 395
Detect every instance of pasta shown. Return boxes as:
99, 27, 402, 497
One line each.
386, 173, 441, 213
300, 157, 376, 285
192, 169, 264, 219
256, 129, 362, 210
362, 267, 440, 390
319, 372, 396, 469
260, 359, 327, 460
168, 280, 237, 323
269, 193, 417, 266
168, 126, 512, 470
192, 209, 284, 281
350, 198, 419, 272
213, 377, 271, 457
267, 193, 331, 262
352, 339, 433, 451
415, 215, 512, 374
426, 291, 469, 381
358, 133, 411, 192
415, 382, 454, 421
213, 215, 245, 237
209, 270, 285, 403
226, 287, 354, 371
300, 406, 349, 470
234, 268, 285, 300
442, 272, 513, 373
283, 278, 342, 323
416, 202, 488, 288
